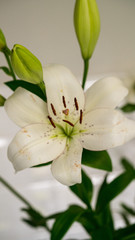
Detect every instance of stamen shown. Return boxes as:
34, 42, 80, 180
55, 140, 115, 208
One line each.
51, 103, 56, 116
79, 110, 83, 124
74, 97, 79, 110
63, 119, 74, 127
62, 109, 69, 115
62, 96, 66, 108
48, 116, 56, 128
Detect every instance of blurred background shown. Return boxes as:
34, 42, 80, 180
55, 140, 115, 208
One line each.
0, 0, 135, 239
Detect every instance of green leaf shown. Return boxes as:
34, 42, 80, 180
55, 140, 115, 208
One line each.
96, 166, 135, 213
77, 209, 97, 235
21, 207, 48, 229
0, 94, 6, 106
121, 103, 135, 113
120, 212, 130, 226
0, 66, 11, 76
91, 226, 113, 240
121, 203, 135, 217
32, 161, 52, 168
121, 158, 134, 172
5, 80, 46, 102
114, 224, 135, 240
70, 170, 93, 207
82, 149, 112, 172
51, 205, 85, 240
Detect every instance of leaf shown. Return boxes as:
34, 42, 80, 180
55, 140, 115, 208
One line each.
51, 205, 85, 240
5, 80, 47, 102
121, 203, 135, 217
0, 66, 11, 76
114, 224, 135, 240
21, 207, 48, 229
70, 170, 93, 207
77, 209, 97, 234
121, 158, 134, 172
96, 165, 135, 213
32, 161, 52, 168
82, 149, 112, 172
0, 94, 6, 106
120, 212, 130, 226
121, 103, 135, 113
91, 226, 113, 240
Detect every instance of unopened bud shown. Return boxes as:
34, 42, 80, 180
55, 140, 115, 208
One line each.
74, 0, 100, 60
0, 29, 7, 51
11, 44, 43, 84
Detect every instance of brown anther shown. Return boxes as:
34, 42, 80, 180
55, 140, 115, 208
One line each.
62, 109, 69, 115
48, 116, 56, 128
63, 119, 74, 127
79, 110, 83, 124
62, 96, 66, 108
51, 103, 56, 116
74, 97, 79, 110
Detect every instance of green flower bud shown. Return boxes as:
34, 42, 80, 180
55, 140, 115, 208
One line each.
74, 0, 100, 60
0, 95, 6, 106
11, 44, 43, 84
0, 29, 7, 51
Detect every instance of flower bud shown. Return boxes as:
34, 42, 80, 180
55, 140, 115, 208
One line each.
0, 95, 6, 106
0, 29, 7, 51
11, 44, 43, 84
74, 0, 100, 60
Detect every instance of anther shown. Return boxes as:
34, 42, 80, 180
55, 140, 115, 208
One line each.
62, 96, 66, 108
79, 110, 83, 124
62, 109, 69, 115
74, 97, 79, 110
48, 116, 56, 128
51, 103, 56, 116
63, 119, 74, 127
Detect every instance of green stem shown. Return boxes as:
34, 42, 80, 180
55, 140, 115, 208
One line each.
0, 176, 32, 208
4, 51, 16, 80
82, 59, 89, 89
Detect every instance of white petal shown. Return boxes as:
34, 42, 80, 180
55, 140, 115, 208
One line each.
79, 109, 135, 150
8, 123, 66, 171
51, 138, 83, 186
85, 77, 128, 113
43, 64, 84, 123
4, 87, 48, 127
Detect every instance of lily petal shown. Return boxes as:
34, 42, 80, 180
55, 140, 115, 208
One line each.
8, 123, 66, 171
85, 77, 128, 113
43, 64, 85, 123
79, 109, 135, 150
51, 138, 82, 186
4, 87, 48, 127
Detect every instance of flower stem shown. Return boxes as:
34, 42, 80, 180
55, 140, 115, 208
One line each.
0, 176, 32, 208
4, 51, 17, 80
82, 59, 89, 89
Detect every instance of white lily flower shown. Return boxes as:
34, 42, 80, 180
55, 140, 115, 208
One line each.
4, 64, 135, 186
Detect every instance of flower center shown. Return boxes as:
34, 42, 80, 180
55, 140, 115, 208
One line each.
48, 96, 83, 138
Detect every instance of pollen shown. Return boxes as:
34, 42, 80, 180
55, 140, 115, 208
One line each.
62, 96, 66, 108
51, 103, 56, 116
63, 119, 74, 127
79, 110, 83, 124
74, 97, 79, 110
48, 116, 56, 128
